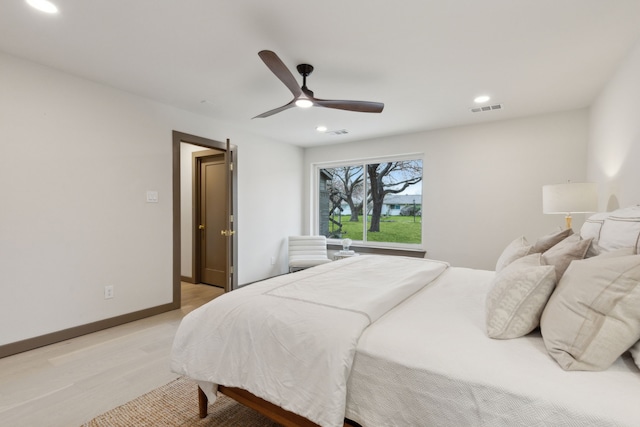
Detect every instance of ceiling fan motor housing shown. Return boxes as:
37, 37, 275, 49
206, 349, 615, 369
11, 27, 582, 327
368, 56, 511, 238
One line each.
296, 64, 314, 77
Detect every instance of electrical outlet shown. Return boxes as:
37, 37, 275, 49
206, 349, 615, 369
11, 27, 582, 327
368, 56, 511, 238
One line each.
104, 285, 114, 299
270, 256, 276, 265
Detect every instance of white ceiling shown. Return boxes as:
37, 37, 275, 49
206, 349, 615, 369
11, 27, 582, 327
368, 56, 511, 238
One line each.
2, 0, 640, 147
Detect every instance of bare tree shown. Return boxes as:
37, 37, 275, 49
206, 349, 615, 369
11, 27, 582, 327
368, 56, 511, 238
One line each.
329, 166, 364, 222
367, 161, 422, 232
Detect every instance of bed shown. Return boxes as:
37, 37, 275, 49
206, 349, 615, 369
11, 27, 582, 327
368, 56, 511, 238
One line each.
171, 207, 640, 427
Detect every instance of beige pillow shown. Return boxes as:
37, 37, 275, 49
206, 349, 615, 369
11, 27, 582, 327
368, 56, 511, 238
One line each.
542, 235, 592, 279
495, 236, 532, 272
540, 254, 640, 371
530, 228, 573, 253
630, 341, 640, 370
486, 253, 557, 339
597, 247, 637, 258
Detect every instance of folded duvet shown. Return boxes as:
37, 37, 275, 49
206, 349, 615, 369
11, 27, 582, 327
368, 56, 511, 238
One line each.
170, 255, 448, 427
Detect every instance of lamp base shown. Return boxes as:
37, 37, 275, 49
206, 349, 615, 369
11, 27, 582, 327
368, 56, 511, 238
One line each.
565, 214, 573, 230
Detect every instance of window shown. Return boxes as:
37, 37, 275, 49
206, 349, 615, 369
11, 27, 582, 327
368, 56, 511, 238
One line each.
316, 157, 423, 248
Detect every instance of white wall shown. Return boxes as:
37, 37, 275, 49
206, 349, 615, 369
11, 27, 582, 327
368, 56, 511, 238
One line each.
0, 52, 303, 346
179, 141, 304, 283
305, 110, 589, 269
588, 38, 640, 209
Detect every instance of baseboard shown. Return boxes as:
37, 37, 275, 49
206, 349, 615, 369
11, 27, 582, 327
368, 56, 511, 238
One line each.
180, 275, 196, 283
0, 301, 180, 359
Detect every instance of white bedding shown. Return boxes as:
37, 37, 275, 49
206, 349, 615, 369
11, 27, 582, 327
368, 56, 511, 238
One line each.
171, 255, 448, 427
346, 267, 640, 426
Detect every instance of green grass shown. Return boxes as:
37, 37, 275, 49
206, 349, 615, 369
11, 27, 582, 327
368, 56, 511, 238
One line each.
328, 215, 422, 244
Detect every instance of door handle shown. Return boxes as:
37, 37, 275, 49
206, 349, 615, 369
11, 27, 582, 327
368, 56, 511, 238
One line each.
220, 229, 235, 237
198, 224, 205, 230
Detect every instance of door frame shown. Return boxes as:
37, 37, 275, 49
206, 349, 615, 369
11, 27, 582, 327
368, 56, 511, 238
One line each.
172, 131, 238, 304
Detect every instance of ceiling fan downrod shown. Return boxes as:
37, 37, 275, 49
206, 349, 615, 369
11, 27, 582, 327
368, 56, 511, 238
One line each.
296, 64, 314, 93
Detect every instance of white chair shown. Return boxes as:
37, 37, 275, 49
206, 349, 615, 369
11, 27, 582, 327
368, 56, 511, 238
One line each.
288, 235, 332, 272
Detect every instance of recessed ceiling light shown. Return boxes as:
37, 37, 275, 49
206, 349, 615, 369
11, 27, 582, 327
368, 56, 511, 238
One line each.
474, 95, 491, 104
316, 125, 328, 132
26, 0, 59, 14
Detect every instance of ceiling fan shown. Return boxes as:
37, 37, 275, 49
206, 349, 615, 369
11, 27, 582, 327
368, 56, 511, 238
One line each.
253, 50, 384, 119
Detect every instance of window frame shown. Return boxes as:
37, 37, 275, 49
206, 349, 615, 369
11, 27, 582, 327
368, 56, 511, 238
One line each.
311, 153, 425, 251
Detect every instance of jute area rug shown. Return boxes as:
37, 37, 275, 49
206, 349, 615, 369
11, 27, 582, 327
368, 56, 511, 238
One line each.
82, 377, 281, 427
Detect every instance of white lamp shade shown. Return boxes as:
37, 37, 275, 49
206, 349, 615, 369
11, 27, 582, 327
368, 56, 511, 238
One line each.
542, 182, 598, 214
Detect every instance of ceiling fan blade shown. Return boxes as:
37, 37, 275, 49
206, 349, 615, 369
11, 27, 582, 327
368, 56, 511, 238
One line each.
258, 50, 302, 98
252, 99, 297, 119
313, 98, 384, 113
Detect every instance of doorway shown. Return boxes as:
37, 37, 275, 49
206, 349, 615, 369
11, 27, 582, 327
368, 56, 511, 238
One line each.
172, 132, 238, 305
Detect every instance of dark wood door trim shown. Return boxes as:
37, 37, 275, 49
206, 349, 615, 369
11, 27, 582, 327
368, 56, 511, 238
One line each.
172, 132, 238, 303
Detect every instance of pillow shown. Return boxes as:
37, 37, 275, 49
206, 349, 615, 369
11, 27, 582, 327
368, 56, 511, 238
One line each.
580, 212, 611, 257
630, 341, 640, 370
495, 236, 532, 272
540, 254, 640, 371
530, 228, 573, 253
597, 247, 637, 258
486, 253, 556, 339
598, 206, 640, 254
542, 234, 592, 279
580, 212, 610, 241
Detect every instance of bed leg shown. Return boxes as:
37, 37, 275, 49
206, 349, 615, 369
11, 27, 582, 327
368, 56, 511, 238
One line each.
198, 386, 208, 418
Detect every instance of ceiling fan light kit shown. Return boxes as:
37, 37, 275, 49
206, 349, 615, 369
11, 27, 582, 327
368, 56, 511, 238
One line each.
295, 98, 313, 108
253, 50, 384, 119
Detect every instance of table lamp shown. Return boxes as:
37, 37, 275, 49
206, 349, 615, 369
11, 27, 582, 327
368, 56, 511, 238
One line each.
542, 182, 597, 229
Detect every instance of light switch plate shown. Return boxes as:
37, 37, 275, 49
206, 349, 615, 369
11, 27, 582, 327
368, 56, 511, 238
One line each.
146, 191, 158, 203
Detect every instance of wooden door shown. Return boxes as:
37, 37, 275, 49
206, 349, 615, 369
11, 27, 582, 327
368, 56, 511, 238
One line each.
199, 154, 227, 287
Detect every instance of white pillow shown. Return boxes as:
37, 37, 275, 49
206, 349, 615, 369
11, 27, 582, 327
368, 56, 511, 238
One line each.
598, 206, 640, 254
580, 212, 610, 241
495, 236, 532, 272
580, 212, 610, 257
486, 253, 556, 339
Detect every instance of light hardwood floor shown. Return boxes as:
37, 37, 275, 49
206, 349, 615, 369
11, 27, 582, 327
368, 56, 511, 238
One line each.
0, 282, 224, 427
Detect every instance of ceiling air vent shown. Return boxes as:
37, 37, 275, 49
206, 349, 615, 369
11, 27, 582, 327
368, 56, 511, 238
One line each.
327, 129, 349, 135
470, 104, 503, 113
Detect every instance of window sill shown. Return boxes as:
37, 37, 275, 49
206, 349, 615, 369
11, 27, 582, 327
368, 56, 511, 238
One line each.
327, 244, 426, 258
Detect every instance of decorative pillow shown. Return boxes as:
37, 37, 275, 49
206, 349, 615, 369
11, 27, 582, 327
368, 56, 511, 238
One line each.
530, 228, 573, 254
598, 206, 640, 254
542, 234, 592, 279
540, 254, 640, 371
486, 253, 557, 339
495, 236, 532, 272
630, 341, 640, 370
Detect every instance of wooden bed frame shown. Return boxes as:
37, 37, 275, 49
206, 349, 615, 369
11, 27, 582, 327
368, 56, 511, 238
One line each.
199, 385, 358, 427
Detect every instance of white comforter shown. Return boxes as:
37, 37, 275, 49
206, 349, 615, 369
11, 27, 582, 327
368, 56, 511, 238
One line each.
346, 267, 640, 427
170, 255, 448, 427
